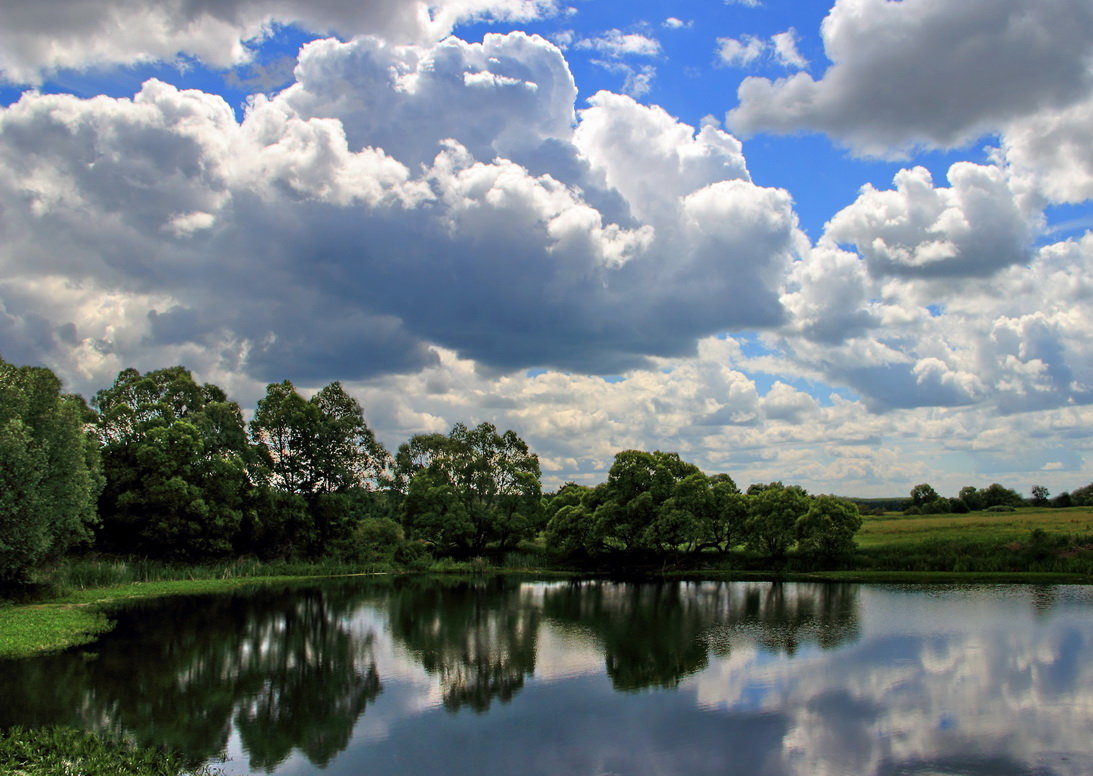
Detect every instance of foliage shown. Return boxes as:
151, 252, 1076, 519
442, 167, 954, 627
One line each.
1030, 485, 1050, 506
94, 366, 249, 560
745, 482, 809, 557
587, 450, 703, 554
795, 495, 863, 557
250, 380, 390, 496
399, 423, 542, 555
0, 356, 103, 582
0, 726, 223, 776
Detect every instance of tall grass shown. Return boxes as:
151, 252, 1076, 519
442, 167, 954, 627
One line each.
38, 556, 394, 597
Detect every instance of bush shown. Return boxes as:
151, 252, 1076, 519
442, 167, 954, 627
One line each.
986, 505, 1016, 512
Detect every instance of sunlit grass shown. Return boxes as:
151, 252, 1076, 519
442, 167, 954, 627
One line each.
0, 604, 110, 660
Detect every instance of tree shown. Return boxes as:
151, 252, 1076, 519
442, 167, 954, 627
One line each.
909, 483, 939, 508
959, 486, 983, 511
400, 423, 541, 555
1069, 482, 1093, 507
589, 450, 702, 555
1030, 485, 1050, 506
0, 357, 103, 581
94, 366, 249, 559
795, 495, 863, 558
978, 483, 1023, 509
745, 483, 809, 558
250, 381, 389, 496
249, 380, 391, 557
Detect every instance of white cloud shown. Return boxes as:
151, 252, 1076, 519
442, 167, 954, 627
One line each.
663, 18, 692, 30
999, 93, 1093, 206
822, 163, 1036, 278
575, 30, 661, 59
0, 36, 803, 399
717, 30, 808, 70
0, 0, 565, 85
717, 36, 765, 67
771, 28, 808, 69
727, 0, 1093, 156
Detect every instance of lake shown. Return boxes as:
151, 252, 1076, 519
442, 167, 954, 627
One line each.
2, 577, 1092, 775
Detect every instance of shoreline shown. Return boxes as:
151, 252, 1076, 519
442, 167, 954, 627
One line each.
3, 566, 1091, 660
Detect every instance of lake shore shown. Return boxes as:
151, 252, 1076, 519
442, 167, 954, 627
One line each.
3, 560, 1091, 660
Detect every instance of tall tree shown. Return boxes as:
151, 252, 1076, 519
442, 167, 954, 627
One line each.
250, 381, 389, 496
94, 366, 249, 559
745, 482, 810, 558
399, 423, 541, 555
0, 356, 103, 581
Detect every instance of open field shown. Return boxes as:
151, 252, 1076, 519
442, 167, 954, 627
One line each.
850, 506, 1093, 577
857, 506, 1093, 548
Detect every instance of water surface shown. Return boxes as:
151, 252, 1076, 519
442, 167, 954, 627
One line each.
2, 578, 1092, 775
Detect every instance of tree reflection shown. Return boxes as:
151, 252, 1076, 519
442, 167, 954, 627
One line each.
385, 577, 539, 712
542, 580, 860, 691
0, 583, 384, 771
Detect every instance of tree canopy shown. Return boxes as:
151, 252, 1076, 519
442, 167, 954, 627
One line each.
0, 356, 103, 581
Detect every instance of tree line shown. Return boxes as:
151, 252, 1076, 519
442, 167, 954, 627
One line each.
3, 355, 1089, 581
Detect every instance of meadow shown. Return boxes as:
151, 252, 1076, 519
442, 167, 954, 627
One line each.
850, 506, 1093, 577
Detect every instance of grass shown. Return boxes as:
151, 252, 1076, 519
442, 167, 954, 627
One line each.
0, 559, 394, 660
0, 726, 222, 776
848, 506, 1093, 578
856, 506, 1093, 548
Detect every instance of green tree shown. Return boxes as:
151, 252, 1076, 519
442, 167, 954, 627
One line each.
909, 483, 939, 508
958, 485, 983, 511
1030, 485, 1049, 506
795, 495, 863, 558
588, 450, 702, 555
745, 483, 809, 558
249, 380, 390, 557
94, 366, 249, 559
399, 423, 541, 555
978, 482, 1024, 508
0, 357, 103, 581
250, 381, 389, 496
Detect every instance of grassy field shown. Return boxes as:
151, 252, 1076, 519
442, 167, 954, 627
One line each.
857, 506, 1093, 548
850, 506, 1093, 578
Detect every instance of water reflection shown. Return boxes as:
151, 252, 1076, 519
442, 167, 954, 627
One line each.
0, 584, 384, 771
540, 581, 858, 691
386, 577, 538, 712
1, 579, 1091, 775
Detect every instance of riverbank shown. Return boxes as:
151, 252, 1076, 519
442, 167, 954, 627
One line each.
3, 507, 1092, 659
0, 726, 223, 776
4, 564, 1092, 661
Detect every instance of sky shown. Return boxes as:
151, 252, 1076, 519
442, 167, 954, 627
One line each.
1, 0, 1092, 497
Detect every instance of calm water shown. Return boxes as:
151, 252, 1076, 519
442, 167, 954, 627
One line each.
3, 578, 1093, 776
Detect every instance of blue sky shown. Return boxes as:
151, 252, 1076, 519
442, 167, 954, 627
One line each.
1, 0, 1091, 496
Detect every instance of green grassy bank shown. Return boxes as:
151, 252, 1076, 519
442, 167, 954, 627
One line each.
0, 726, 222, 776
0, 559, 394, 660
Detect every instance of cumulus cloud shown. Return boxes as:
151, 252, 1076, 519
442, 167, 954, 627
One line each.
1000, 93, 1093, 206
0, 0, 563, 84
774, 224, 1093, 414
727, 0, 1093, 156
823, 163, 1036, 278
0, 35, 804, 399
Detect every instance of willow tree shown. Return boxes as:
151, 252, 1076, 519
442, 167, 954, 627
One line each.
0, 356, 102, 581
